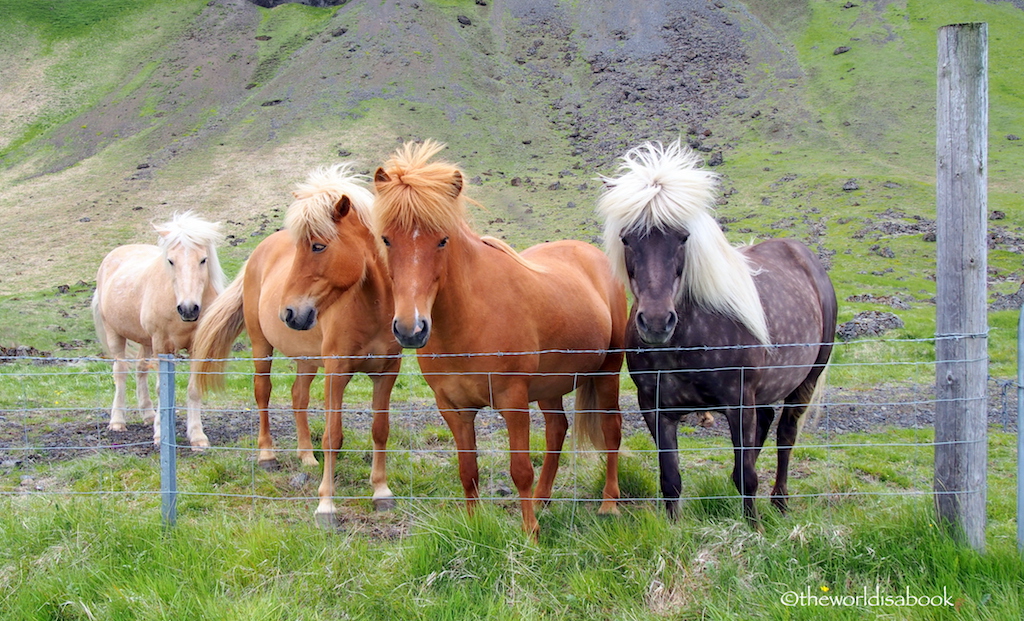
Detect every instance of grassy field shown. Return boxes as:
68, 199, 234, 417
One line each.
1, 1, 1022, 618
0, 420, 1020, 620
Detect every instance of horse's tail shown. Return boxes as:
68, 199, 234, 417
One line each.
192, 262, 248, 394
91, 275, 110, 356
572, 376, 608, 452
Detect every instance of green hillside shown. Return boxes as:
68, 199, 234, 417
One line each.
0, 0, 1022, 376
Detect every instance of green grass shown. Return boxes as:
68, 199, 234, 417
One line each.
0, 425, 1019, 620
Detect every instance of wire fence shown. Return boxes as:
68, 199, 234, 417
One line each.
0, 336, 1016, 529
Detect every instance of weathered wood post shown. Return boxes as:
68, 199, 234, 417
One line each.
934, 22, 987, 551
159, 354, 177, 528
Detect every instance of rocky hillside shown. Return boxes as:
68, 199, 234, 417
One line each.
1, 0, 1023, 357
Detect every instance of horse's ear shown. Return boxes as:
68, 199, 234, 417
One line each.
451, 171, 463, 197
374, 168, 390, 187
333, 195, 351, 222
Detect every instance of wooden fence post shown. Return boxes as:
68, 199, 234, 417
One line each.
934, 22, 988, 552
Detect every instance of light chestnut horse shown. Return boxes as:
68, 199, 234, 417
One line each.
373, 140, 627, 537
193, 164, 401, 527
92, 211, 225, 449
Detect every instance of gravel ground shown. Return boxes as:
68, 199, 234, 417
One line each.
1, 382, 1015, 469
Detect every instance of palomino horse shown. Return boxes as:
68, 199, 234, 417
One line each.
92, 211, 225, 449
597, 140, 837, 526
373, 140, 627, 536
193, 164, 401, 527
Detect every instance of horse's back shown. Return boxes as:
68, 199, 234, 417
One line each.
521, 240, 624, 311
518, 239, 626, 347
745, 238, 836, 344
744, 238, 836, 399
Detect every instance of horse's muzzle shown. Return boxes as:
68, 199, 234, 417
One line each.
283, 306, 317, 331
177, 303, 201, 322
392, 317, 430, 349
636, 310, 677, 345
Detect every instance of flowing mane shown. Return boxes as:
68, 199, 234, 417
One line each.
284, 163, 375, 242
374, 140, 546, 272
373, 140, 468, 234
154, 211, 226, 294
597, 140, 770, 344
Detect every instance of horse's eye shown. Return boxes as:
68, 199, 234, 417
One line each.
167, 259, 175, 266
381, 236, 391, 248
312, 243, 327, 253
620, 237, 629, 247
200, 257, 207, 265
438, 237, 449, 248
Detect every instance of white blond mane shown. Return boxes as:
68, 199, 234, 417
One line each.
596, 140, 770, 344
154, 211, 226, 294
284, 163, 375, 242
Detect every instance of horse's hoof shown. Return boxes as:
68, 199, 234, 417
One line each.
108, 423, 127, 432
189, 437, 210, 452
314, 512, 344, 531
299, 454, 319, 468
771, 496, 789, 515
373, 497, 396, 512
142, 415, 156, 425
258, 459, 279, 471
597, 502, 621, 517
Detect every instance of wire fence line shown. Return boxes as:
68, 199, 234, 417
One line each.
0, 336, 1012, 523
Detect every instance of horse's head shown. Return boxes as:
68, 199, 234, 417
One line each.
279, 165, 376, 331
620, 227, 688, 344
599, 140, 771, 346
373, 140, 464, 349
155, 212, 224, 323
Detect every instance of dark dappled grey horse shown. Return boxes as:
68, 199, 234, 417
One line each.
598, 141, 838, 526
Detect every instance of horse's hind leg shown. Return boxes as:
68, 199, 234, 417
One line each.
107, 335, 130, 432
725, 401, 761, 528
368, 365, 399, 511
771, 385, 815, 514
533, 397, 567, 509
594, 375, 622, 517
137, 344, 157, 426
184, 367, 210, 450
291, 361, 319, 467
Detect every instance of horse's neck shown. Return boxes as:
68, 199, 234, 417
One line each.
431, 235, 502, 332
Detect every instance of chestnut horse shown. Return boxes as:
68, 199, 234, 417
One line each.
373, 140, 627, 536
92, 211, 225, 449
193, 164, 401, 526
597, 140, 837, 526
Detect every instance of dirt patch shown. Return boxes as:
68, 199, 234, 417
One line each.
1, 383, 1014, 471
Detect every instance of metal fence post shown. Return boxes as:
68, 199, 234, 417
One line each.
159, 354, 177, 528
1018, 306, 1023, 552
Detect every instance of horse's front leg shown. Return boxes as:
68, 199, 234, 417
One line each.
314, 362, 353, 529
368, 361, 400, 511
642, 408, 682, 519
496, 387, 539, 537
291, 361, 319, 467
438, 397, 480, 515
